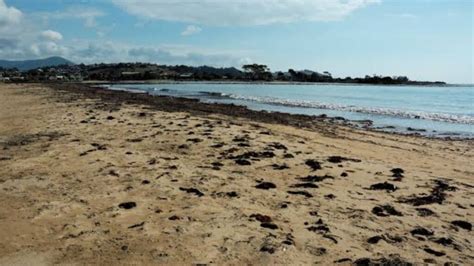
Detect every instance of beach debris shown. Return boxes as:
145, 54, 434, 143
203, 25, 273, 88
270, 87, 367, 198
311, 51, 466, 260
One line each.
410, 227, 433, 237
226, 191, 238, 197
353, 257, 413, 266
327, 156, 361, 163
423, 248, 445, 257
287, 190, 313, 198
118, 202, 137, 209
451, 220, 472, 231
369, 182, 398, 192
367, 236, 384, 244
128, 221, 145, 229
291, 183, 319, 188
325, 194, 336, 200
179, 187, 204, 197
186, 138, 203, 143
255, 182, 277, 190
168, 215, 181, 220
235, 159, 251, 165
250, 214, 272, 223
305, 159, 321, 171
271, 163, 289, 170
400, 179, 456, 206
298, 174, 334, 183
260, 223, 278, 230
267, 142, 287, 150
371, 204, 403, 217
415, 208, 436, 217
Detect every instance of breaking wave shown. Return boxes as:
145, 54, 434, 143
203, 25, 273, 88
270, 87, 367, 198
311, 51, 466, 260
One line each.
197, 91, 474, 124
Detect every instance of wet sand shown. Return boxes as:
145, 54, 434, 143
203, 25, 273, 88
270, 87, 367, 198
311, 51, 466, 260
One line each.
0, 83, 472, 265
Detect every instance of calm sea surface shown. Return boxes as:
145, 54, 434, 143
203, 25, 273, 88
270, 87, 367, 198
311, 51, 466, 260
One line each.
105, 83, 474, 138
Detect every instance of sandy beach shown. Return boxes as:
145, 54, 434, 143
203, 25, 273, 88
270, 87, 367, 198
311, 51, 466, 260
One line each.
0, 83, 472, 265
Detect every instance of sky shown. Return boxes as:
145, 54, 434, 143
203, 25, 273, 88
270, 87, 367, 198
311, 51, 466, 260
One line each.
0, 0, 472, 83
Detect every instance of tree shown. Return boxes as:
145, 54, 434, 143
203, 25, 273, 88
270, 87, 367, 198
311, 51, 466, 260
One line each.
242, 64, 271, 80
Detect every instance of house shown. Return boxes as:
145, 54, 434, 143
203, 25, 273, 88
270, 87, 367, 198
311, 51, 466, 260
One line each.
178, 73, 193, 79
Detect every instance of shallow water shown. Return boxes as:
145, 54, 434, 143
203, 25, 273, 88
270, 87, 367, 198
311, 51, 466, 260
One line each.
105, 83, 474, 138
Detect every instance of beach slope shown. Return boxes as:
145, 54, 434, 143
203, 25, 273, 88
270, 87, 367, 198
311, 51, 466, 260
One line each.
0, 83, 472, 265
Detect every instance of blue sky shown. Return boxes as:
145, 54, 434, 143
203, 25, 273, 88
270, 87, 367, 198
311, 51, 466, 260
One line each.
0, 0, 472, 83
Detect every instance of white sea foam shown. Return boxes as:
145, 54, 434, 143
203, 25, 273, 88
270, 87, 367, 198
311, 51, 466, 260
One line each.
222, 94, 474, 124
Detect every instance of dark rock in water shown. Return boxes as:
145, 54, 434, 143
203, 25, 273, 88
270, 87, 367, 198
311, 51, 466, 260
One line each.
415, 208, 436, 217
298, 174, 334, 183
451, 220, 472, 231
327, 156, 361, 163
235, 159, 251, 165
372, 205, 403, 217
119, 202, 137, 209
287, 190, 313, 198
260, 222, 278, 230
369, 182, 398, 192
353, 257, 413, 266
400, 179, 455, 206
255, 182, 276, 190
424, 248, 445, 257
291, 183, 319, 189
407, 127, 427, 132
179, 187, 204, 197
106, 115, 115, 120
283, 153, 294, 159
250, 214, 272, 223
309, 211, 318, 216
411, 227, 434, 237
367, 236, 384, 244
305, 159, 321, 171
271, 164, 290, 170
340, 172, 348, 177
141, 180, 150, 184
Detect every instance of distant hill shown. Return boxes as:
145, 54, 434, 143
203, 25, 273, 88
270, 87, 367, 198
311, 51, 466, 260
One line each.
0, 56, 74, 71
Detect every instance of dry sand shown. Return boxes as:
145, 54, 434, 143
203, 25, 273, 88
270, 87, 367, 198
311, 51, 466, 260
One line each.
0, 83, 472, 265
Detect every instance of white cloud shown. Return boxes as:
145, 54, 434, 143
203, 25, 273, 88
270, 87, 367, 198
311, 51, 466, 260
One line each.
181, 25, 202, 36
40, 30, 63, 42
0, 0, 22, 28
46, 6, 105, 28
112, 0, 380, 26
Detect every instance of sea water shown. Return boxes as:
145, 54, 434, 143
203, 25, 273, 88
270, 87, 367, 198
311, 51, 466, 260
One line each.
106, 83, 474, 138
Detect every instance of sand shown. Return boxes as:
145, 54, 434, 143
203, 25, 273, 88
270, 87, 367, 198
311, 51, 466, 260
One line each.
0, 83, 472, 265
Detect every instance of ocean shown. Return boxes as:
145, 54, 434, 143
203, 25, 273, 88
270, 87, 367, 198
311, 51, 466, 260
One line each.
104, 83, 474, 138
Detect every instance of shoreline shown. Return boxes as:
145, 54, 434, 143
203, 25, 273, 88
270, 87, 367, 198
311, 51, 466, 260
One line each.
84, 83, 472, 140
81, 80, 467, 87
0, 83, 472, 265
